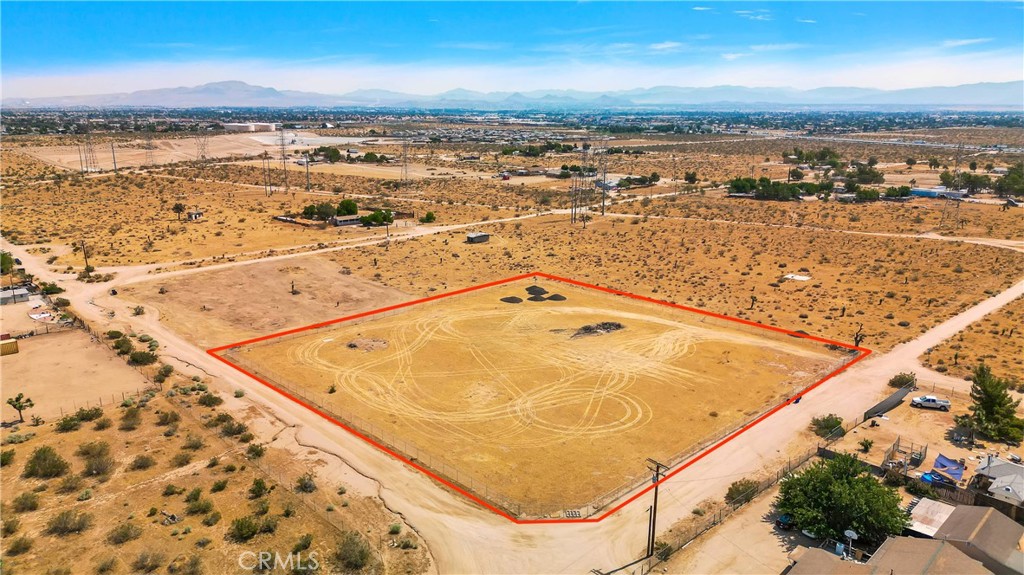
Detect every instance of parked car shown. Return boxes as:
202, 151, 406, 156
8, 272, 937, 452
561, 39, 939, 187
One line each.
775, 513, 796, 530
911, 395, 950, 411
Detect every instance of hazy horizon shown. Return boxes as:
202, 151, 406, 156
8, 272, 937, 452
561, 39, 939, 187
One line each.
3, 1, 1023, 99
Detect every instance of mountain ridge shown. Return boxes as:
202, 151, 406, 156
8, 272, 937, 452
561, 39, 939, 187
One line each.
4, 80, 1022, 110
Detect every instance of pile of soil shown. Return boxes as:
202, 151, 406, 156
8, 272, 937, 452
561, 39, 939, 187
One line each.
346, 338, 388, 351
572, 322, 625, 338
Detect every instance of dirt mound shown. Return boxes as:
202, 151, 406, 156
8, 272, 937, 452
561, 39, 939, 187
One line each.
572, 322, 625, 338
346, 338, 388, 351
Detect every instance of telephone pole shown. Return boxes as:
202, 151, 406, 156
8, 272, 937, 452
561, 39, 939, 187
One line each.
110, 142, 118, 173
646, 458, 669, 558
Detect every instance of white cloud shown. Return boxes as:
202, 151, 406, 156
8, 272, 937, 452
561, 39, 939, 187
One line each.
942, 38, 993, 48
437, 42, 508, 51
721, 53, 749, 61
692, 6, 712, 10
736, 11, 773, 21
649, 41, 684, 52
796, 19, 816, 24
750, 43, 805, 52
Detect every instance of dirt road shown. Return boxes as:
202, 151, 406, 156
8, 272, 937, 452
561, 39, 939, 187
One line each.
3, 216, 1023, 573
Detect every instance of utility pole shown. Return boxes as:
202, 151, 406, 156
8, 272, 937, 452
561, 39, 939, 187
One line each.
80, 239, 90, 271
77, 144, 85, 173
646, 458, 669, 558
110, 142, 118, 173
305, 153, 311, 193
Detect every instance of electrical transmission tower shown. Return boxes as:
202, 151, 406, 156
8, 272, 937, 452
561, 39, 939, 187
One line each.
262, 153, 273, 196
597, 149, 609, 215
569, 141, 596, 228
82, 133, 99, 172
144, 133, 155, 166
278, 127, 290, 192
194, 132, 209, 161
401, 137, 410, 183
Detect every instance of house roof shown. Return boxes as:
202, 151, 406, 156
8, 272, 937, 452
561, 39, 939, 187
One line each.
934, 506, 1024, 573
789, 538, 991, 574
975, 457, 1024, 504
909, 499, 957, 537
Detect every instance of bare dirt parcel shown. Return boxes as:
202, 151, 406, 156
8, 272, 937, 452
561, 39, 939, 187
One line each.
215, 273, 861, 519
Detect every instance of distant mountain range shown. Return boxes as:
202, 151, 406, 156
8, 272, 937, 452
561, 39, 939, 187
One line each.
4, 80, 1022, 110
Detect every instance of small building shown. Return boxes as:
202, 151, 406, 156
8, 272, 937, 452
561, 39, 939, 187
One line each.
329, 215, 361, 227
223, 122, 279, 133
907, 498, 957, 538
0, 334, 18, 356
971, 456, 1024, 507
788, 537, 990, 574
186, 210, 204, 222
934, 505, 1024, 575
0, 288, 30, 306
991, 167, 1009, 175
911, 186, 968, 200
467, 232, 490, 244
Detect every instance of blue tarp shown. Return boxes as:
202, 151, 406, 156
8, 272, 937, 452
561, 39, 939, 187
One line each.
933, 454, 965, 480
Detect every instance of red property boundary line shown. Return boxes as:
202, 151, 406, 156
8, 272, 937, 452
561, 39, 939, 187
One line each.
208, 271, 871, 525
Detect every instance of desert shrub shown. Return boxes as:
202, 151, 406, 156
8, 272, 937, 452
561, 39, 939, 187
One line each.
197, 393, 223, 407
182, 435, 205, 450
78, 488, 93, 501
75, 406, 104, 421
132, 551, 165, 573
75, 441, 110, 458
163, 484, 184, 496
905, 479, 940, 499
398, 538, 418, 550
167, 555, 202, 575
23, 446, 70, 478
238, 432, 254, 443
0, 449, 14, 467
227, 516, 260, 542
388, 524, 402, 535
252, 498, 271, 516
810, 413, 845, 438
12, 491, 40, 512
96, 556, 117, 573
2, 516, 20, 536
234, 389, 245, 398
7, 534, 33, 555
293, 533, 314, 553
249, 478, 269, 499
157, 364, 174, 378
105, 330, 123, 340
113, 337, 134, 355
725, 478, 760, 506
171, 452, 192, 467
46, 509, 93, 535
138, 334, 153, 343
129, 454, 156, 470
296, 472, 317, 493
129, 351, 157, 366
887, 372, 917, 389
221, 420, 246, 436
93, 417, 112, 430
186, 498, 214, 515
211, 479, 228, 493
82, 454, 116, 478
55, 415, 82, 433
3, 432, 34, 445
246, 443, 265, 459
57, 474, 84, 493
859, 439, 875, 453
195, 537, 212, 548
120, 407, 142, 431
258, 516, 278, 534
201, 511, 221, 527
335, 531, 372, 569
156, 411, 180, 426
185, 487, 202, 503
106, 522, 142, 545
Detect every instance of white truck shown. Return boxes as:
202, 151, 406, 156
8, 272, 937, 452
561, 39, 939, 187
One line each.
910, 395, 951, 411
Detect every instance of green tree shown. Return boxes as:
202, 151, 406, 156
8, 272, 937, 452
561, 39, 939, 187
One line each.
867, 157, 879, 167
0, 251, 13, 275
684, 171, 698, 184
955, 365, 1024, 443
789, 168, 805, 181
928, 158, 940, 170
6, 393, 34, 423
993, 163, 1024, 197
969, 161, 978, 172
172, 203, 186, 220
337, 199, 358, 216
315, 202, 337, 221
419, 211, 436, 224
905, 158, 917, 168
776, 454, 907, 544
302, 204, 318, 219
939, 170, 956, 188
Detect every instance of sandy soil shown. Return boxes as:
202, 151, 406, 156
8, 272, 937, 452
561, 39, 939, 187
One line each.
0, 330, 151, 421
920, 295, 1024, 383
0, 297, 58, 334
0, 390, 431, 574
227, 278, 849, 517
120, 256, 410, 350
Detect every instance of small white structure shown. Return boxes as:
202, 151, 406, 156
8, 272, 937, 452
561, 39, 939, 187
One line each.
186, 210, 204, 221
223, 122, 280, 133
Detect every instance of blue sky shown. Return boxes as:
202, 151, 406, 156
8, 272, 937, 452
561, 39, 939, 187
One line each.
3, 2, 1022, 97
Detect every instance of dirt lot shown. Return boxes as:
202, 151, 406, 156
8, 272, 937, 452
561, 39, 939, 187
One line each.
224, 277, 850, 517
0, 329, 152, 422
120, 256, 410, 350
920, 295, 1024, 384
0, 389, 430, 574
